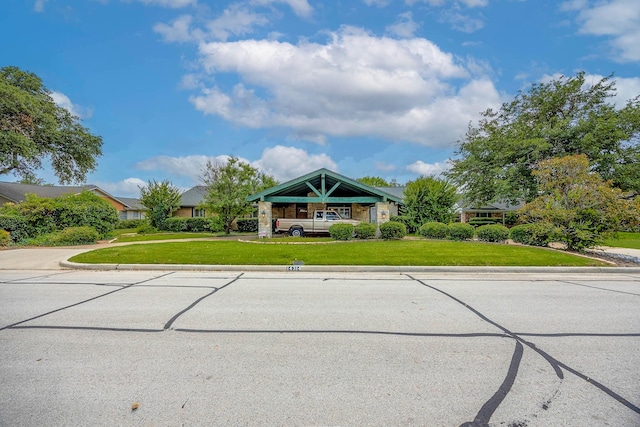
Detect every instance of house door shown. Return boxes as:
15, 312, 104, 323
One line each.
370, 207, 377, 223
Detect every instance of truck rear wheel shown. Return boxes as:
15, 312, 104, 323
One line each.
289, 227, 304, 237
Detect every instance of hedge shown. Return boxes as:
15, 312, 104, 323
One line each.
236, 218, 258, 233
476, 224, 509, 242
0, 215, 30, 242
448, 223, 475, 241
162, 217, 224, 233
354, 222, 377, 239
380, 221, 406, 240
117, 219, 146, 229
389, 216, 417, 234
30, 226, 100, 246
419, 222, 449, 239
509, 223, 556, 247
329, 223, 355, 240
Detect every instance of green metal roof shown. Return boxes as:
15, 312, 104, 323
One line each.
247, 169, 403, 204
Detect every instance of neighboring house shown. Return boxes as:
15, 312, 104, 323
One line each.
459, 201, 524, 224
175, 186, 208, 218
0, 181, 146, 220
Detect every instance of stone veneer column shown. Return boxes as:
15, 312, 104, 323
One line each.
257, 201, 272, 238
375, 202, 390, 237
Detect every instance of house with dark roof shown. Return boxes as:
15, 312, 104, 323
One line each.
0, 181, 146, 220
175, 186, 208, 218
458, 200, 524, 224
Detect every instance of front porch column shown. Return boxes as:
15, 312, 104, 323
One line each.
257, 201, 272, 238
375, 202, 390, 237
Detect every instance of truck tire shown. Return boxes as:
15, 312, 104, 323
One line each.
289, 227, 304, 237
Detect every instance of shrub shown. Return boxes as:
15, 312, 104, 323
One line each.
162, 217, 188, 232
389, 216, 417, 234
448, 223, 475, 241
354, 222, 376, 239
117, 219, 146, 229
31, 226, 100, 246
504, 211, 518, 227
468, 217, 502, 227
509, 223, 556, 247
476, 224, 509, 242
379, 221, 406, 240
329, 223, 355, 240
208, 216, 224, 233
236, 218, 258, 233
136, 223, 158, 234
0, 215, 30, 242
0, 230, 11, 246
418, 222, 449, 239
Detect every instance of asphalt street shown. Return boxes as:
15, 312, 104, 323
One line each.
1, 269, 639, 426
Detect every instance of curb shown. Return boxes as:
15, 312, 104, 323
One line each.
59, 260, 640, 274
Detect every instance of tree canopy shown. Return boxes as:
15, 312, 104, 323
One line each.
448, 72, 640, 204
139, 179, 182, 229
0, 66, 102, 184
357, 176, 391, 187
201, 157, 277, 234
518, 154, 639, 252
403, 175, 459, 228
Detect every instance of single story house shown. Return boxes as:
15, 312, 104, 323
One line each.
0, 181, 146, 220
459, 201, 524, 224
175, 186, 208, 218
247, 168, 403, 238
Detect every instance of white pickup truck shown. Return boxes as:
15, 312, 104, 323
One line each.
275, 210, 360, 237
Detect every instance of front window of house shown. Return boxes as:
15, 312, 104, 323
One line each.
194, 208, 206, 217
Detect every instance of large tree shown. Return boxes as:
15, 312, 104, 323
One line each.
448, 72, 640, 205
0, 66, 103, 184
403, 176, 459, 228
139, 179, 182, 229
201, 157, 277, 234
518, 154, 639, 252
357, 176, 391, 187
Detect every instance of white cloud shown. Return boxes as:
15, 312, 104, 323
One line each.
94, 177, 147, 198
567, 0, 640, 62
539, 73, 640, 109
33, 0, 48, 12
50, 91, 94, 119
364, 0, 391, 6
375, 162, 397, 172
406, 160, 451, 176
189, 27, 501, 147
252, 145, 337, 181
250, 0, 313, 18
440, 10, 484, 33
386, 12, 419, 38
406, 0, 488, 8
135, 0, 196, 8
205, 4, 269, 41
135, 155, 239, 182
154, 15, 194, 42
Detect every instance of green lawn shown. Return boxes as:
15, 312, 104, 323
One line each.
70, 240, 608, 267
111, 231, 251, 243
603, 232, 640, 250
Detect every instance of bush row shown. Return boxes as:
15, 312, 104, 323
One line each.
27, 226, 100, 246
327, 221, 408, 241
161, 217, 224, 233
418, 222, 510, 242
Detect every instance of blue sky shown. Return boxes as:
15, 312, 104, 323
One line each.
1, 0, 639, 197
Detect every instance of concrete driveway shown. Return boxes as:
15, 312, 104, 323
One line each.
1, 269, 639, 426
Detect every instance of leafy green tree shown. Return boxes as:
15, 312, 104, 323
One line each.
403, 176, 459, 229
357, 176, 390, 187
0, 66, 103, 184
518, 154, 640, 252
139, 180, 182, 230
448, 72, 640, 205
201, 157, 278, 234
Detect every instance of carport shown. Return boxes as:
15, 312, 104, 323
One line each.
247, 168, 403, 238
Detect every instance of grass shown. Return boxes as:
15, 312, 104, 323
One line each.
603, 232, 640, 250
110, 230, 252, 243
70, 239, 609, 267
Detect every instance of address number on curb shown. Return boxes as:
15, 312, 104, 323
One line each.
287, 266, 301, 271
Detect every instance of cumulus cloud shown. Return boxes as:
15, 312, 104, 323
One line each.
252, 145, 338, 181
154, 15, 194, 42
205, 4, 269, 41
565, 0, 640, 62
95, 177, 147, 198
250, 0, 313, 18
386, 12, 419, 38
135, 155, 239, 181
189, 27, 501, 147
540, 73, 640, 109
50, 91, 94, 119
406, 160, 452, 176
